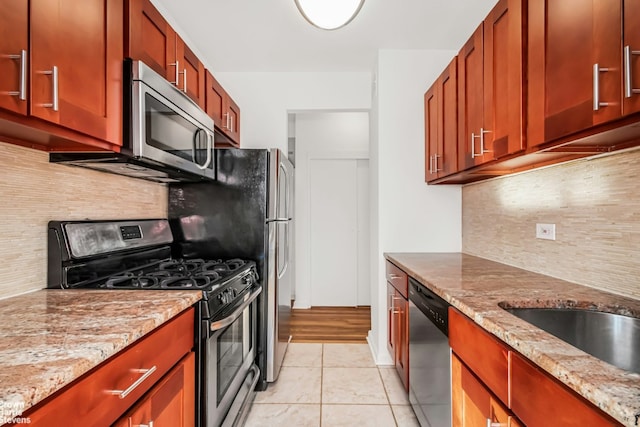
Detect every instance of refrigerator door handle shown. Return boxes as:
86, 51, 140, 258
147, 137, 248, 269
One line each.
266, 218, 291, 223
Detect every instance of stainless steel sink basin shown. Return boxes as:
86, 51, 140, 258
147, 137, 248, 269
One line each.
504, 308, 640, 374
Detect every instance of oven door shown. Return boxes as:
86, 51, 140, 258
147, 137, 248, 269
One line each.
205, 286, 261, 427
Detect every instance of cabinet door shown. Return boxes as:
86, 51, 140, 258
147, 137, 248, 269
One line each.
623, 0, 640, 115
458, 24, 486, 169
176, 36, 206, 110
511, 353, 619, 426
395, 289, 409, 392
440, 57, 458, 176
452, 353, 488, 427
114, 352, 196, 427
483, 0, 524, 159
226, 95, 241, 145
205, 70, 226, 130
424, 83, 439, 182
0, 0, 28, 115
452, 354, 520, 427
386, 282, 397, 363
126, 0, 177, 81
30, 0, 123, 144
528, 0, 622, 146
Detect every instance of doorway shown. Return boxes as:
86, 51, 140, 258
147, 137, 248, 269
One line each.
291, 111, 370, 308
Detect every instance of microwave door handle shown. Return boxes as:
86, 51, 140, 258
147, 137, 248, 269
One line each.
192, 128, 212, 170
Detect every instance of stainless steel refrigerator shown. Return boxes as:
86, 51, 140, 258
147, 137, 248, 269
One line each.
168, 148, 293, 390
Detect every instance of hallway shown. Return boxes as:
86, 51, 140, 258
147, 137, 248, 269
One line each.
245, 343, 420, 426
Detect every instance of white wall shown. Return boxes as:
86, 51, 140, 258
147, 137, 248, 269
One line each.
370, 50, 462, 364
293, 112, 370, 308
213, 72, 372, 151
170, 46, 463, 365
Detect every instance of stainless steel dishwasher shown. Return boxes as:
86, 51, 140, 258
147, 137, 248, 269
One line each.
408, 277, 451, 427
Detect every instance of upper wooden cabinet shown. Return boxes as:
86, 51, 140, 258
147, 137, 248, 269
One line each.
623, 1, 640, 115
528, 0, 640, 147
206, 71, 241, 147
0, 0, 122, 147
126, 0, 205, 109
425, 57, 458, 182
30, 0, 123, 145
0, 1, 28, 116
458, 0, 525, 169
176, 36, 206, 110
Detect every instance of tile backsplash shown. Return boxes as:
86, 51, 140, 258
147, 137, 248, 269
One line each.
0, 142, 167, 300
462, 148, 640, 299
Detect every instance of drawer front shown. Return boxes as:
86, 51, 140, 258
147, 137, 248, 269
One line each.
511, 353, 620, 427
24, 307, 195, 427
449, 308, 509, 404
385, 260, 408, 298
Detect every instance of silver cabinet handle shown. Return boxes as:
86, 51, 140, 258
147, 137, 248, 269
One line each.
434, 153, 442, 172
624, 46, 640, 98
230, 114, 234, 132
133, 422, 154, 427
2, 50, 27, 100
39, 66, 59, 111
428, 155, 434, 174
179, 68, 187, 93
486, 420, 506, 427
107, 365, 157, 399
388, 273, 401, 280
593, 63, 610, 110
471, 132, 481, 158
169, 60, 180, 86
479, 128, 491, 155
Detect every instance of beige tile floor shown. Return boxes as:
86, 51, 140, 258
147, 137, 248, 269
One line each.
244, 343, 420, 427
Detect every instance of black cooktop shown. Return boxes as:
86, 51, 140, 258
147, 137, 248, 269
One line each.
100, 258, 252, 291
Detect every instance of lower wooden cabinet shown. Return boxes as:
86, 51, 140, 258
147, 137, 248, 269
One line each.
452, 353, 521, 427
385, 261, 409, 392
14, 308, 195, 427
114, 351, 195, 427
450, 307, 622, 427
511, 353, 619, 426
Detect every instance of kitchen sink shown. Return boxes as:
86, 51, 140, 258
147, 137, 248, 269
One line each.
503, 307, 640, 374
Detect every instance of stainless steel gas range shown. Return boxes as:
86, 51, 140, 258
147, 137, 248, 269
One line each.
47, 219, 261, 427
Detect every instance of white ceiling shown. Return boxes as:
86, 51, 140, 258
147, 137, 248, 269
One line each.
152, 0, 499, 72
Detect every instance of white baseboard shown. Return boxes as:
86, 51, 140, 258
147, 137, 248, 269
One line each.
367, 330, 393, 366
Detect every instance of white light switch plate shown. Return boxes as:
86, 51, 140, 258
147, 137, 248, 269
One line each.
536, 223, 556, 240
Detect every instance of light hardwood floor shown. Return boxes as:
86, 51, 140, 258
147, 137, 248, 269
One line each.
289, 306, 371, 343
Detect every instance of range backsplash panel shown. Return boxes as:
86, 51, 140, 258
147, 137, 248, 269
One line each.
0, 142, 167, 300
463, 148, 640, 299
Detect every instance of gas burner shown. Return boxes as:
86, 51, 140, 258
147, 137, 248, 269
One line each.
105, 273, 160, 289
158, 258, 205, 273
202, 258, 246, 274
161, 275, 211, 289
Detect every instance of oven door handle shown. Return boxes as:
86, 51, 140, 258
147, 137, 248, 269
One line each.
209, 287, 262, 332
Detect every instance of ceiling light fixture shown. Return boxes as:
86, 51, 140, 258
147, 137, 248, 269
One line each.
294, 0, 365, 30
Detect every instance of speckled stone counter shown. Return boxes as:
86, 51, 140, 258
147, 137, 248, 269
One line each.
385, 253, 640, 427
0, 289, 201, 417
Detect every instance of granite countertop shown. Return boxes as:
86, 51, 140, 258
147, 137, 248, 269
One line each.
0, 289, 202, 417
385, 253, 640, 427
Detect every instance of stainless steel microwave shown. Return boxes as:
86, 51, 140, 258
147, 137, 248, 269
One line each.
50, 59, 215, 183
